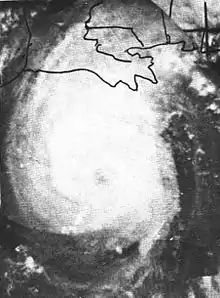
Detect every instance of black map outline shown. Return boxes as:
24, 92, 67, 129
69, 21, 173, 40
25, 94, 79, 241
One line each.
0, 0, 219, 91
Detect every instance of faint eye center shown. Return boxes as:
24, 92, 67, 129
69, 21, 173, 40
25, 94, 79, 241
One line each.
94, 168, 111, 186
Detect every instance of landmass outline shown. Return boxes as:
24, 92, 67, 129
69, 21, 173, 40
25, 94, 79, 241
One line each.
0, 0, 219, 91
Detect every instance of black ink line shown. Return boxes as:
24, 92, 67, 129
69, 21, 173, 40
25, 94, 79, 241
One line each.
159, 2, 196, 52
2, 0, 218, 90
0, 7, 32, 88
169, 0, 174, 18
183, 28, 220, 33
24, 66, 158, 91
84, 1, 145, 59
0, 0, 196, 90
161, 9, 171, 44
82, 1, 157, 89
25, 0, 159, 92
85, 26, 145, 48
198, 1, 216, 58
184, 27, 220, 54
82, 0, 196, 88
84, 26, 144, 62
204, 1, 209, 59
186, 2, 220, 56
125, 38, 196, 56
95, 44, 132, 63
200, 30, 206, 54
0, 0, 197, 90
130, 28, 145, 48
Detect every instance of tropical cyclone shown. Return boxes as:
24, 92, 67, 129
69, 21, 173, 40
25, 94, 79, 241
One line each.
3, 0, 197, 249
